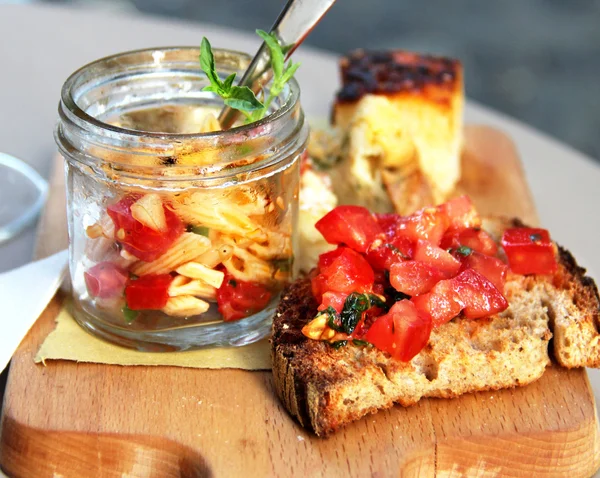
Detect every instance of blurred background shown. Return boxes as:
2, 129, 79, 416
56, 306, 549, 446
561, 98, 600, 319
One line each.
20, 0, 600, 162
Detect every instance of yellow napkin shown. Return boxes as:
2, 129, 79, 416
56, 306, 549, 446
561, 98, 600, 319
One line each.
35, 307, 271, 370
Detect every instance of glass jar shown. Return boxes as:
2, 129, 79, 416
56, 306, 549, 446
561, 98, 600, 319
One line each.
55, 47, 308, 351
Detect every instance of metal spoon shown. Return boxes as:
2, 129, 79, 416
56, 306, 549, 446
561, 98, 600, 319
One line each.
218, 0, 337, 129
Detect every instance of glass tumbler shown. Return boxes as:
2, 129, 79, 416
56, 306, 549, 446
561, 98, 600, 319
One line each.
55, 47, 308, 351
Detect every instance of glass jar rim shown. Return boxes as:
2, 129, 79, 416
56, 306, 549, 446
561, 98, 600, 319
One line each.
60, 46, 301, 142
56, 46, 308, 184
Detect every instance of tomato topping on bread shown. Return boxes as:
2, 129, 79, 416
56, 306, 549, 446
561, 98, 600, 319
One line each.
301, 196, 558, 360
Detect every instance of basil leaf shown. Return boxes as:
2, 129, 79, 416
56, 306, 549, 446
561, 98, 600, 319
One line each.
281, 61, 300, 85
455, 246, 473, 257
200, 37, 222, 90
224, 86, 264, 111
222, 72, 237, 90
271, 257, 292, 272
256, 29, 284, 80
340, 293, 386, 334
352, 339, 371, 347
330, 340, 348, 350
190, 225, 210, 237
384, 286, 410, 303
122, 304, 139, 324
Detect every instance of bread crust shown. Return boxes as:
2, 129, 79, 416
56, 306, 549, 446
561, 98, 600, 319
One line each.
271, 218, 600, 436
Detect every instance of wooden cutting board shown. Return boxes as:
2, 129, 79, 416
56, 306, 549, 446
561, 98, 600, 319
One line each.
1, 125, 599, 478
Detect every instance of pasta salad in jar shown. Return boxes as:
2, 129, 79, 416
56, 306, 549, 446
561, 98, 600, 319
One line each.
56, 47, 307, 350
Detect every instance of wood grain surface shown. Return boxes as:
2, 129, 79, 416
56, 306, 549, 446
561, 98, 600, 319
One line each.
1, 125, 599, 478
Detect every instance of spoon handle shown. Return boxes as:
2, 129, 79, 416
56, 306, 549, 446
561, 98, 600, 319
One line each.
218, 0, 336, 129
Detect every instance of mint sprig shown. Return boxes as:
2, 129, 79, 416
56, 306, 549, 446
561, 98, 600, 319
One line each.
200, 37, 264, 116
199, 31, 300, 123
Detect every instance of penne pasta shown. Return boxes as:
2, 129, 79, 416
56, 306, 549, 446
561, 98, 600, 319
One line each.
195, 243, 234, 269
223, 245, 274, 284
176, 262, 225, 288
132, 232, 211, 276
248, 230, 292, 260
162, 295, 210, 317
168, 275, 217, 301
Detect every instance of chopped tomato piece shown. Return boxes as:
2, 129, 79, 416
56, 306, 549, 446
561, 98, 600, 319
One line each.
318, 291, 348, 314
396, 208, 448, 246
501, 227, 557, 275
453, 268, 508, 319
353, 306, 384, 338
125, 274, 173, 310
437, 195, 481, 232
365, 236, 413, 271
217, 273, 272, 321
413, 240, 461, 278
108, 196, 184, 262
441, 228, 498, 256
312, 247, 374, 300
374, 213, 402, 239
315, 205, 382, 253
412, 268, 508, 326
84, 262, 128, 299
365, 300, 432, 362
389, 261, 445, 296
318, 247, 345, 270
412, 279, 463, 328
458, 251, 508, 293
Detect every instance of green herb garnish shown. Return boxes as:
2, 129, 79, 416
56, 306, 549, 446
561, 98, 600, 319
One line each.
122, 304, 139, 324
271, 257, 292, 272
352, 339, 371, 347
189, 225, 210, 237
385, 243, 410, 260
330, 340, 348, 350
339, 293, 386, 335
199, 30, 300, 122
200, 37, 264, 116
318, 306, 344, 333
454, 245, 473, 257
384, 286, 410, 303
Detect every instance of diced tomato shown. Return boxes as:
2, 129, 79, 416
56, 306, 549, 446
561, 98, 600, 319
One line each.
458, 251, 508, 293
365, 300, 432, 362
437, 195, 481, 232
312, 247, 374, 301
452, 269, 508, 319
318, 247, 345, 270
108, 196, 184, 262
315, 205, 382, 253
374, 213, 402, 239
413, 240, 461, 278
84, 262, 128, 299
396, 208, 448, 246
353, 306, 385, 338
216, 273, 272, 321
318, 291, 348, 314
389, 261, 445, 296
365, 242, 397, 271
412, 279, 463, 328
441, 228, 498, 256
125, 274, 173, 310
501, 227, 557, 275
412, 268, 508, 326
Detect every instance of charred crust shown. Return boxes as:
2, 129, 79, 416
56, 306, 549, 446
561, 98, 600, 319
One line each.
556, 245, 600, 314
337, 49, 461, 103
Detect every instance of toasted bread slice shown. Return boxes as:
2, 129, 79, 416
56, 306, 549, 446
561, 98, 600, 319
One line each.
271, 218, 600, 436
330, 50, 463, 213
